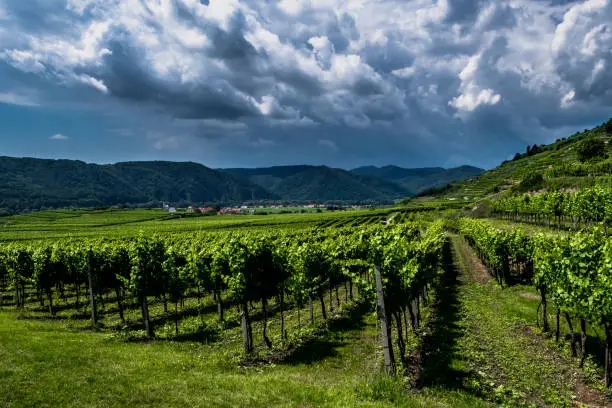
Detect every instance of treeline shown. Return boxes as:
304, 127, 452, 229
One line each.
0, 222, 445, 370
457, 218, 612, 387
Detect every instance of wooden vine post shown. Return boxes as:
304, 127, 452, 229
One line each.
374, 263, 395, 375
87, 250, 97, 326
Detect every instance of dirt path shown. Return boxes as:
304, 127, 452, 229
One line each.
419, 234, 611, 407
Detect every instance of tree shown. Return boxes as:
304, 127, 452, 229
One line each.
577, 138, 606, 162
604, 119, 612, 135
515, 173, 544, 193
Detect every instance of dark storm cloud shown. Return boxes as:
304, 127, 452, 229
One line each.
0, 0, 611, 169
85, 39, 260, 120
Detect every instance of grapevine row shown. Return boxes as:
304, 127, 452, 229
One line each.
490, 186, 612, 228
0, 222, 446, 371
457, 218, 612, 387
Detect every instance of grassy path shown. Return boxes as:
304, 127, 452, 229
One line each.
437, 234, 610, 407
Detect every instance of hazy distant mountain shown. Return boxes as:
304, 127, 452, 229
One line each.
350, 165, 445, 180
351, 165, 484, 193
0, 157, 275, 212
221, 165, 412, 203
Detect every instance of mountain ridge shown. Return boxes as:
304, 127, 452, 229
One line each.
348, 164, 484, 193
220, 165, 413, 203
0, 156, 275, 213
0, 156, 485, 213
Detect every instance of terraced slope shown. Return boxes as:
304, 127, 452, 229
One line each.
410, 118, 612, 205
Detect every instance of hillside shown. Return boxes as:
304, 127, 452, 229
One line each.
0, 157, 275, 213
221, 165, 412, 203
351, 165, 484, 193
410, 118, 612, 205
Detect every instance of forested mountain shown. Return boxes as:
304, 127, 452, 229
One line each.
0, 157, 275, 213
350, 165, 445, 180
221, 165, 412, 202
351, 165, 484, 193
0, 156, 486, 213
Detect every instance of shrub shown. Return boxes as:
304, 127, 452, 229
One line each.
514, 173, 544, 193
576, 138, 606, 162
605, 119, 612, 135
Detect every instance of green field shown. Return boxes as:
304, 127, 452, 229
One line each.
0, 206, 442, 242
0, 208, 381, 241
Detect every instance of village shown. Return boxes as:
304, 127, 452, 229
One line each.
161, 203, 358, 216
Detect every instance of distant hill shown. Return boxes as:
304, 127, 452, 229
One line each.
221, 165, 412, 203
351, 165, 445, 180
0, 155, 487, 213
351, 165, 484, 193
0, 157, 275, 212
410, 118, 612, 205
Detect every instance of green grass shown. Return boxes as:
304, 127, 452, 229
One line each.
0, 302, 489, 408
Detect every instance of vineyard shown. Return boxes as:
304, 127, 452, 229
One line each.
2, 201, 612, 407
0, 220, 445, 362
490, 186, 612, 228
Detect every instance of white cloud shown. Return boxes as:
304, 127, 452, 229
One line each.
148, 132, 182, 150
561, 89, 576, 108
0, 92, 39, 107
309, 36, 334, 67
278, 0, 305, 16
391, 66, 416, 78
49, 134, 69, 140
251, 137, 276, 147
76, 74, 109, 94
550, 0, 612, 101
1, 50, 46, 74
450, 88, 502, 112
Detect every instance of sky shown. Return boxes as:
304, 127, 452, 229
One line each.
0, 0, 610, 170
